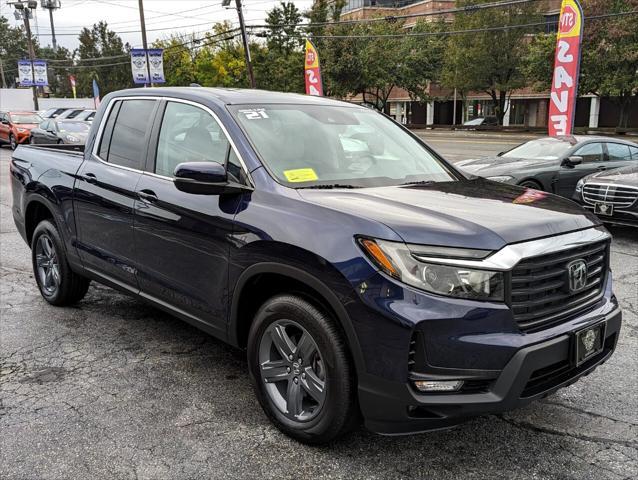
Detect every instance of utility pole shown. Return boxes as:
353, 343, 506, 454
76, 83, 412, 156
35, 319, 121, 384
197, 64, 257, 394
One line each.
10, 1, 39, 110
137, 0, 152, 87
0, 57, 7, 89
225, 0, 255, 88
42, 0, 61, 52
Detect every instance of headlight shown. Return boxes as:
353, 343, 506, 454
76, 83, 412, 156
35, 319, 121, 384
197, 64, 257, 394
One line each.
358, 238, 504, 302
486, 175, 515, 183
575, 178, 585, 192
65, 135, 79, 142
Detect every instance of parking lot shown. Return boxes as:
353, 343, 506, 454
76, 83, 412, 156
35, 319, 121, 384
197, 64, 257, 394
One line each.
1, 136, 636, 479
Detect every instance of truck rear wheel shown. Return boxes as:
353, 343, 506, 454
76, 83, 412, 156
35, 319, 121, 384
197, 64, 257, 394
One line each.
247, 294, 358, 444
31, 219, 90, 306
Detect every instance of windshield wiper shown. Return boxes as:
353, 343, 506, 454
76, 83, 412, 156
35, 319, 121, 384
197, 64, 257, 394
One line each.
297, 184, 361, 189
399, 180, 436, 186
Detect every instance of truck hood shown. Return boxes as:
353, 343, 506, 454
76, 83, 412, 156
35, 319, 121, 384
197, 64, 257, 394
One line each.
456, 155, 558, 176
298, 178, 600, 250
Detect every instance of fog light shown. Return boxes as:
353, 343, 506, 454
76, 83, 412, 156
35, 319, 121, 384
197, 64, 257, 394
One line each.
414, 380, 464, 392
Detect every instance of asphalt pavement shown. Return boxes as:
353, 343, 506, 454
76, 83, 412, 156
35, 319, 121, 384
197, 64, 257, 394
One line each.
1, 140, 636, 480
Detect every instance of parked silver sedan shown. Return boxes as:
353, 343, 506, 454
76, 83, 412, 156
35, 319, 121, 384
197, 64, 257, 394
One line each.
29, 119, 90, 145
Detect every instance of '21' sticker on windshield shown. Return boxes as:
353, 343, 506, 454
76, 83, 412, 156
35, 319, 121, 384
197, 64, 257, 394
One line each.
239, 109, 269, 120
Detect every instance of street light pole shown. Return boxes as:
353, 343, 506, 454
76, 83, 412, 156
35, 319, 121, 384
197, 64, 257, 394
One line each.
234, 0, 255, 88
137, 0, 152, 87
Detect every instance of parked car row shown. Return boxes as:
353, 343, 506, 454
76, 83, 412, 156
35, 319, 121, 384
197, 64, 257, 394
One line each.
1, 107, 95, 149
456, 135, 638, 227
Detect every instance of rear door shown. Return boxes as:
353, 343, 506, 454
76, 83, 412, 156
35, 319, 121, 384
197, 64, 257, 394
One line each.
557, 142, 605, 197
133, 99, 248, 334
74, 97, 159, 289
605, 142, 635, 170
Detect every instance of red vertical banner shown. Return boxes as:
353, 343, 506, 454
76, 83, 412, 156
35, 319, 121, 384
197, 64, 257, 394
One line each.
304, 39, 323, 96
548, 0, 584, 136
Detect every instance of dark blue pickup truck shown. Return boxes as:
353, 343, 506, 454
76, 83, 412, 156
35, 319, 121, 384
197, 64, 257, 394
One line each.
10, 87, 622, 444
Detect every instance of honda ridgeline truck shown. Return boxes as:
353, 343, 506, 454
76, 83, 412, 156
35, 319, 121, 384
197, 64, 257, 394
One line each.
10, 88, 622, 444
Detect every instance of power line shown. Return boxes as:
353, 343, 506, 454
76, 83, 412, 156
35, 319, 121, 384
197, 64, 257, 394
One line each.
258, 9, 638, 39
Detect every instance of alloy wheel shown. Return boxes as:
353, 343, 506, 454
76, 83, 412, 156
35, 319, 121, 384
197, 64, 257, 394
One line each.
35, 234, 60, 296
258, 319, 326, 422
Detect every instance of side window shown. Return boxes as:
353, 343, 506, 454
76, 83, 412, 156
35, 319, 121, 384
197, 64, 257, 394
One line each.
630, 146, 638, 160
573, 143, 603, 163
607, 143, 631, 161
100, 99, 156, 170
98, 101, 120, 160
155, 101, 230, 177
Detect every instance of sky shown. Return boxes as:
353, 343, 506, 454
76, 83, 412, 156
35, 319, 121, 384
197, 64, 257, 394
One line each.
1, 0, 314, 51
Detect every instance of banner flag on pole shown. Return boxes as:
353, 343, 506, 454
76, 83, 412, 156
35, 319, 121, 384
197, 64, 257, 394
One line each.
548, 0, 584, 136
69, 75, 77, 99
304, 39, 323, 96
130, 49, 149, 84
92, 79, 101, 108
147, 49, 165, 84
18, 59, 48, 86
18, 60, 33, 86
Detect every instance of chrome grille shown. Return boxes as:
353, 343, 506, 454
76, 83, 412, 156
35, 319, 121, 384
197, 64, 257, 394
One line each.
509, 240, 609, 332
583, 183, 638, 208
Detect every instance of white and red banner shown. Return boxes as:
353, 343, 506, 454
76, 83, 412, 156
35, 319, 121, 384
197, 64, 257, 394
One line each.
304, 39, 323, 96
548, 0, 584, 136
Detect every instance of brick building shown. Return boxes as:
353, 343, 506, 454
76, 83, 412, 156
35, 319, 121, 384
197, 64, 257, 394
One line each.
325, 0, 637, 129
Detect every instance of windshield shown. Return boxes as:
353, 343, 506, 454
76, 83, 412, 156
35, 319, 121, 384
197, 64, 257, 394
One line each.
58, 122, 90, 133
231, 104, 455, 187
10, 113, 42, 124
502, 139, 572, 160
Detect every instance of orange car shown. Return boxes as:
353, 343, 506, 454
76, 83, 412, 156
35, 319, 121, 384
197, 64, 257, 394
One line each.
0, 111, 43, 149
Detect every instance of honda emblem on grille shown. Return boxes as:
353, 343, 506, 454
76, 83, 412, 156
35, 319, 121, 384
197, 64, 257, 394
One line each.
567, 259, 588, 292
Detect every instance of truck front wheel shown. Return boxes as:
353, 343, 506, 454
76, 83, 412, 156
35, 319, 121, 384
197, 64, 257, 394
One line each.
31, 219, 90, 306
247, 294, 358, 444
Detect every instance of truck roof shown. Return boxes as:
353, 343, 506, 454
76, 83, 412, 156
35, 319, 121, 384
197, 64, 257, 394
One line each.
109, 87, 356, 107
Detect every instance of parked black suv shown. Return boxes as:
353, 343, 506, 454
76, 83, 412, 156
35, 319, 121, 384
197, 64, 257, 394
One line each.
11, 88, 621, 443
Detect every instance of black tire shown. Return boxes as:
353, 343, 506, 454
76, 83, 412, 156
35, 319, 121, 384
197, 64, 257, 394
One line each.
518, 179, 543, 190
31, 219, 90, 306
29, 135, 35, 144
9, 133, 17, 150
247, 294, 358, 444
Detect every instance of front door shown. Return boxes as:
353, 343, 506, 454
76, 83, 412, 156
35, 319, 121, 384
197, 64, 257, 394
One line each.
133, 100, 246, 334
557, 142, 606, 197
74, 98, 159, 289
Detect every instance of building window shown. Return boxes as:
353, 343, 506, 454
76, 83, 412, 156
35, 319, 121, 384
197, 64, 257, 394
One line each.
545, 14, 559, 33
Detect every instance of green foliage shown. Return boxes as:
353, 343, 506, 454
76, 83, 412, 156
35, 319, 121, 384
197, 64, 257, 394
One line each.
580, 0, 638, 127
75, 21, 132, 97
0, 16, 37, 88
442, 0, 542, 124
522, 33, 556, 92
152, 35, 197, 87
38, 45, 74, 97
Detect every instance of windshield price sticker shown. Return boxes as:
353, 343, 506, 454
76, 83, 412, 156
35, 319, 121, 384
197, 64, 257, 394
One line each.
239, 109, 269, 120
283, 168, 319, 183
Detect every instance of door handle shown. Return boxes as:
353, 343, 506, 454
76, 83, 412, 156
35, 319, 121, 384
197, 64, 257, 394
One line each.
137, 189, 158, 203
80, 172, 97, 184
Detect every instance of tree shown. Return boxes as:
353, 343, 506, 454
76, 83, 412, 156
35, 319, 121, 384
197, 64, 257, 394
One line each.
0, 16, 37, 88
75, 21, 131, 97
152, 34, 197, 86
254, 1, 305, 93
580, 0, 638, 128
442, 0, 542, 125
396, 20, 447, 103
37, 45, 74, 97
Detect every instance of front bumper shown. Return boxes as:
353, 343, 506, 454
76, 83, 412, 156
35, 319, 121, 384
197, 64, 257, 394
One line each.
358, 306, 621, 435
573, 192, 638, 227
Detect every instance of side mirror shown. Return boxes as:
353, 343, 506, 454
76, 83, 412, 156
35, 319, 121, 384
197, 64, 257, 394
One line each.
1, 120, 9, 125
173, 162, 251, 195
563, 155, 583, 167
